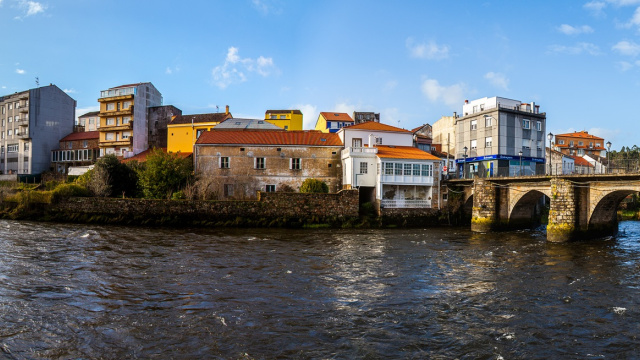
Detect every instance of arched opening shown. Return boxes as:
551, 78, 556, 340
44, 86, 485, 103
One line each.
589, 190, 638, 237
463, 195, 473, 218
509, 190, 549, 229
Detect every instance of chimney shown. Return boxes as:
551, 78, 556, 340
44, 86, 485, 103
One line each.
369, 133, 376, 148
453, 112, 457, 118
464, 100, 468, 104
225, 105, 229, 115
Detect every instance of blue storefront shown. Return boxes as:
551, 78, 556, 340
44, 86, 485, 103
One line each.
456, 154, 545, 178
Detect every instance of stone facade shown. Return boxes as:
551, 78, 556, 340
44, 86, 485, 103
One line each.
148, 105, 182, 150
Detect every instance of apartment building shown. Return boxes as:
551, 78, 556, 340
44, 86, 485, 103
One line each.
0, 84, 76, 175
554, 131, 605, 157
97, 82, 162, 158
78, 111, 100, 132
264, 110, 303, 130
455, 97, 547, 178
352, 111, 380, 124
314, 112, 354, 133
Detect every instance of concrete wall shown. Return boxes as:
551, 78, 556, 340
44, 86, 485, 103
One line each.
432, 115, 456, 155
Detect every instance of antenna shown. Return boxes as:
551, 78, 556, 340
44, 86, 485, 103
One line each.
35, 77, 39, 87
216, 105, 219, 113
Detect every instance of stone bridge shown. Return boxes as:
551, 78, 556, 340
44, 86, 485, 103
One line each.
446, 174, 640, 242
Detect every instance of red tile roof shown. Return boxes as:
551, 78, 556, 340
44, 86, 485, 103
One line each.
555, 131, 603, 140
60, 131, 99, 141
376, 146, 441, 160
169, 113, 232, 125
196, 130, 343, 146
121, 148, 192, 163
344, 122, 411, 133
569, 155, 594, 167
320, 112, 354, 122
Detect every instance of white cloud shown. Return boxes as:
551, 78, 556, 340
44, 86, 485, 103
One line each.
13, 0, 46, 19
211, 47, 276, 89
612, 40, 640, 56
406, 38, 450, 60
334, 102, 357, 115
585, 0, 606, 15
165, 67, 172, 75
484, 72, 510, 91
165, 65, 180, 75
421, 78, 466, 108
380, 108, 403, 128
626, 6, 640, 28
557, 24, 594, 35
617, 61, 634, 71
548, 42, 600, 55
15, 69, 25, 74
293, 104, 318, 130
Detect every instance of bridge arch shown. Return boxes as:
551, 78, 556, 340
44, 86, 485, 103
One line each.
589, 189, 639, 236
508, 189, 551, 228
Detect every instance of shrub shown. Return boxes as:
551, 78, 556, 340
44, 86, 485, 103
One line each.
172, 190, 186, 200
50, 183, 91, 203
137, 149, 193, 199
300, 178, 329, 193
93, 154, 138, 197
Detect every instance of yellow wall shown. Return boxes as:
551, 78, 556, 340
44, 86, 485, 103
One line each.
168, 123, 219, 153
264, 111, 303, 130
314, 114, 328, 133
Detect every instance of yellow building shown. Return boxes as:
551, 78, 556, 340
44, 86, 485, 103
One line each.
167, 106, 232, 153
265, 110, 303, 130
97, 82, 162, 157
314, 112, 354, 133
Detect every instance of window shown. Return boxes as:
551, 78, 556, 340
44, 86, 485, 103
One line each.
89, 118, 95, 124
7, 104, 12, 110
122, 132, 131, 139
266, 185, 276, 192
224, 184, 234, 197
470, 119, 477, 130
14, 116, 19, 122
123, 101, 131, 109
105, 133, 115, 140
578, 141, 584, 146
7, 145, 18, 153
395, 163, 402, 175
471, 139, 477, 150
269, 115, 277, 119
558, 140, 565, 145
352, 138, 362, 148
196, 129, 205, 139
106, 103, 115, 111
589, 142, 594, 148
522, 119, 530, 129
8, 117, 12, 123
570, 141, 574, 147
67, 141, 72, 149
360, 162, 368, 174
537, 141, 542, 149
7, 130, 12, 136
412, 164, 420, 176
375, 137, 383, 145
291, 158, 301, 170
384, 162, 394, 175
122, 117, 131, 124
255, 157, 266, 169
485, 117, 492, 127
107, 118, 115, 126
1, 120, 4, 126
83, 140, 88, 148
536, 121, 542, 131
404, 164, 411, 176
284, 126, 288, 130
485, 137, 492, 147
522, 139, 530, 149
473, 105, 478, 113
279, 115, 286, 119
220, 157, 229, 169
421, 164, 432, 177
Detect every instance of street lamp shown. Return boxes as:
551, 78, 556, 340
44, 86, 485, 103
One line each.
463, 146, 468, 179
519, 150, 523, 176
606, 141, 612, 174
547, 132, 553, 175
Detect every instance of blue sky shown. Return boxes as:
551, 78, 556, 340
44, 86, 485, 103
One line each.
1, 0, 639, 150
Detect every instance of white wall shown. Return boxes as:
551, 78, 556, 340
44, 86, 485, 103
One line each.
341, 129, 412, 148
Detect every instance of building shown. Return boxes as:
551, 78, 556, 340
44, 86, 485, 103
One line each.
97, 82, 162, 158
0, 84, 76, 175
148, 105, 182, 150
571, 155, 595, 174
455, 97, 547, 178
352, 111, 380, 124
314, 112, 354, 133
264, 110, 303, 130
337, 122, 442, 209
194, 130, 343, 198
554, 131, 605, 157
431, 115, 456, 157
546, 147, 575, 175
78, 111, 100, 132
583, 154, 608, 174
51, 131, 100, 174
167, 108, 232, 154
412, 124, 433, 152
214, 117, 281, 131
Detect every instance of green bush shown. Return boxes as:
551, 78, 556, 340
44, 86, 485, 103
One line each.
172, 190, 186, 200
300, 178, 329, 193
44, 180, 61, 191
137, 149, 193, 199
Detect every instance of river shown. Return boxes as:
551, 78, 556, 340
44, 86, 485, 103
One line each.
0, 220, 639, 359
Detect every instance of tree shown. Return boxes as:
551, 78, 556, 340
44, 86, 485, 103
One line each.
92, 154, 139, 197
137, 149, 193, 199
300, 178, 329, 193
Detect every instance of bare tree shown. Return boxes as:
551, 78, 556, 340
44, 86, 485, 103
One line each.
88, 166, 111, 197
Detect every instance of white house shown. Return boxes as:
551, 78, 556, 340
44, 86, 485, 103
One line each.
583, 154, 608, 174
338, 122, 442, 209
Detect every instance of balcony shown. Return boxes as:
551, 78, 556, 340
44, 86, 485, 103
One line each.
15, 131, 30, 139
99, 106, 133, 117
380, 199, 431, 209
341, 146, 378, 158
100, 137, 132, 147
380, 174, 433, 185
99, 121, 133, 132
98, 94, 134, 102
19, 107, 28, 113
18, 94, 28, 100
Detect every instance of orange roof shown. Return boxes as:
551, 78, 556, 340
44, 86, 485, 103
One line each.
196, 130, 343, 146
555, 131, 603, 140
343, 122, 411, 133
569, 155, 594, 167
376, 146, 441, 160
60, 131, 99, 141
320, 112, 354, 122
122, 148, 192, 163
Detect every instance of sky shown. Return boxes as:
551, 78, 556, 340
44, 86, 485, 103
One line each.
1, 0, 639, 151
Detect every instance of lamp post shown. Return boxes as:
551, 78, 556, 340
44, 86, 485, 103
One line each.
463, 146, 468, 179
547, 132, 553, 175
519, 150, 523, 176
606, 141, 612, 174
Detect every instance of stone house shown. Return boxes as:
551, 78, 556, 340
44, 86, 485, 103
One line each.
546, 147, 574, 175
194, 130, 343, 198
51, 131, 100, 174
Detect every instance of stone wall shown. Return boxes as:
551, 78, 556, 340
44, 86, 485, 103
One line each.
45, 189, 359, 227
471, 178, 496, 232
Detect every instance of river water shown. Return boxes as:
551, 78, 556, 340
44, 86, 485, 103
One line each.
0, 220, 639, 359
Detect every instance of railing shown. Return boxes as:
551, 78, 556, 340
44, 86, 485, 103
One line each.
380, 174, 433, 184
381, 199, 431, 209
342, 147, 378, 157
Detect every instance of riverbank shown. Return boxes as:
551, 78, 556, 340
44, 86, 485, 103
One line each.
0, 190, 457, 229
